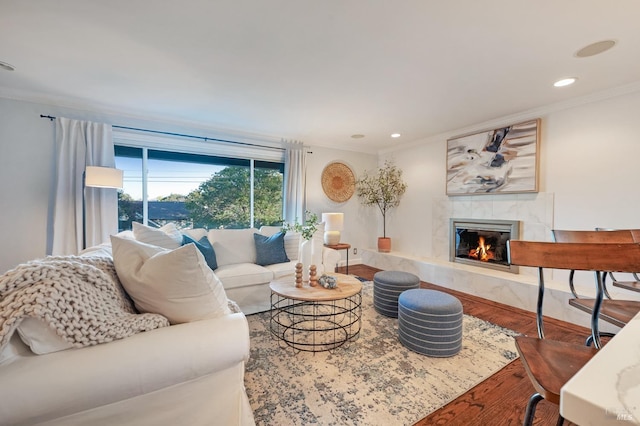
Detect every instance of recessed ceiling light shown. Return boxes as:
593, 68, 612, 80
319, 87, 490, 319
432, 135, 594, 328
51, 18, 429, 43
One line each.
351, 134, 365, 139
575, 40, 616, 58
0, 61, 15, 71
554, 78, 577, 88
391, 133, 401, 138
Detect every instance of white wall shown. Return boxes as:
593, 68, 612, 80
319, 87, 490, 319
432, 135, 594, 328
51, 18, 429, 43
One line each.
0, 99, 56, 272
0, 97, 377, 273
304, 146, 378, 267
380, 87, 640, 296
385, 88, 640, 254
545, 93, 640, 229
3, 87, 639, 278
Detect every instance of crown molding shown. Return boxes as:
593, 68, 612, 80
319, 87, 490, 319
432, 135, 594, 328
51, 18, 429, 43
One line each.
4, 81, 640, 158
380, 81, 640, 155
0, 86, 286, 148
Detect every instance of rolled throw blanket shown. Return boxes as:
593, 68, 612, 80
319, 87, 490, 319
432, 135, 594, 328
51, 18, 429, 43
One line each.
0, 255, 169, 353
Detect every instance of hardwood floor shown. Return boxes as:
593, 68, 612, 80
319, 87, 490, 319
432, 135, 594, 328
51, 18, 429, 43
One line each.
340, 264, 590, 426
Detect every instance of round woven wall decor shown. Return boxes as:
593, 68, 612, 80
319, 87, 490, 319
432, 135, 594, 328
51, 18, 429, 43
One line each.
321, 162, 356, 203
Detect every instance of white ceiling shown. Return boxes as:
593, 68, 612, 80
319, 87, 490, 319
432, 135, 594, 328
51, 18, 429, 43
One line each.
1, 0, 639, 153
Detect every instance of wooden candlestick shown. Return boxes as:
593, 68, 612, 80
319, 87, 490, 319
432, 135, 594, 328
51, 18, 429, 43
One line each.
295, 263, 303, 288
309, 265, 318, 287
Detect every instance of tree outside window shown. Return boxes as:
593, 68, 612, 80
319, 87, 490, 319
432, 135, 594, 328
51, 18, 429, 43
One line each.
116, 147, 284, 231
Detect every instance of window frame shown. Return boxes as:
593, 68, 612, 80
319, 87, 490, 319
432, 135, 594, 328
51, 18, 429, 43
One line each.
114, 131, 285, 229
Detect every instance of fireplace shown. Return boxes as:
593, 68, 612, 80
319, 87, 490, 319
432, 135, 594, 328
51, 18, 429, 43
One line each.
450, 218, 520, 273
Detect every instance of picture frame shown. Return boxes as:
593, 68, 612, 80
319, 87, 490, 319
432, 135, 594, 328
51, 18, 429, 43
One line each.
446, 118, 540, 195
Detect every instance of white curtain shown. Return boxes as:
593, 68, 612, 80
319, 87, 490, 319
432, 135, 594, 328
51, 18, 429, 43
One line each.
52, 118, 116, 255
283, 140, 306, 223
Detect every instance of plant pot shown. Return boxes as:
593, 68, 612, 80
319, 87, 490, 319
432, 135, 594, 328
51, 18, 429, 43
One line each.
378, 237, 391, 253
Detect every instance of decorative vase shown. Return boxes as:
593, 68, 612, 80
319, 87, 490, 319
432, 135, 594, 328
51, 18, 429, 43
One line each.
299, 239, 313, 282
378, 237, 391, 253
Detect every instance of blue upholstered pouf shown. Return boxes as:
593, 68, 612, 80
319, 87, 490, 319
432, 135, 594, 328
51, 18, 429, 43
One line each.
398, 289, 463, 357
373, 271, 420, 318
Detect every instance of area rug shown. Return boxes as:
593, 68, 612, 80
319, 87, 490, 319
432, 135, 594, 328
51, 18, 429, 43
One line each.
244, 281, 519, 426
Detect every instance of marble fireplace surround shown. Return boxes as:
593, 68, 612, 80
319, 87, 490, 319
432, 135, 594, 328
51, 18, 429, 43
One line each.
362, 193, 631, 332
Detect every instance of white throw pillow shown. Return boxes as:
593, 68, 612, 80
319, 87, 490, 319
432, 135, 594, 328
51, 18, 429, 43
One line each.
132, 222, 182, 249
1, 333, 35, 364
110, 236, 230, 324
16, 318, 74, 355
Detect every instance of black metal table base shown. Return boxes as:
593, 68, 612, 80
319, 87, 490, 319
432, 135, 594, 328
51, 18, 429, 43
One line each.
270, 292, 362, 353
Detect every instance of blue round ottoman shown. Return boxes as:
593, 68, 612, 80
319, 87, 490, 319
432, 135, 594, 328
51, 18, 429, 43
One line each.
398, 289, 463, 357
373, 271, 420, 317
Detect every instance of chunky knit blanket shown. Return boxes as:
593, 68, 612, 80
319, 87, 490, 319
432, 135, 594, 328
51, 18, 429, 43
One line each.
0, 255, 170, 353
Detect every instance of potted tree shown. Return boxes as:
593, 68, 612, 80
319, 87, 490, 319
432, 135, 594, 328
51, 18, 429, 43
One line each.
356, 160, 407, 252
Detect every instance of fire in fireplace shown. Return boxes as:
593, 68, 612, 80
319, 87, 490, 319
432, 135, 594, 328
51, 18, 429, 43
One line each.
450, 218, 520, 273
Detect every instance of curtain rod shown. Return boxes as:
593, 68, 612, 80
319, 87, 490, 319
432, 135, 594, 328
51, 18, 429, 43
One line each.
39, 114, 286, 152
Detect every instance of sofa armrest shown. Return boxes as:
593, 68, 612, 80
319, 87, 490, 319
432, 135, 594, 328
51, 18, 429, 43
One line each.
322, 247, 341, 272
0, 313, 250, 425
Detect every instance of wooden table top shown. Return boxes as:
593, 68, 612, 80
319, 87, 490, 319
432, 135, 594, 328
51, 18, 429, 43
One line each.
324, 243, 351, 250
270, 273, 362, 302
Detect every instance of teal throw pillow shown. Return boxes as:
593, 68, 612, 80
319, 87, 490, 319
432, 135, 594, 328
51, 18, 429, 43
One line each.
182, 234, 218, 270
254, 231, 290, 266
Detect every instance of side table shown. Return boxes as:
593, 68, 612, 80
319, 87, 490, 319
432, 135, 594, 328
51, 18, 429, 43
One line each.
324, 242, 351, 274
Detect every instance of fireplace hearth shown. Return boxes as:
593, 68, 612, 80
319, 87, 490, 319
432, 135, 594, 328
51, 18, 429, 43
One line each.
450, 218, 520, 273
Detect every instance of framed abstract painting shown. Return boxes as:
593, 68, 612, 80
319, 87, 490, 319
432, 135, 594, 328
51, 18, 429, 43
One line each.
446, 119, 540, 195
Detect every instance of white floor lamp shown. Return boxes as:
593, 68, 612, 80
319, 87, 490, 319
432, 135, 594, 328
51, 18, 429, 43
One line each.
83, 166, 123, 249
85, 166, 124, 189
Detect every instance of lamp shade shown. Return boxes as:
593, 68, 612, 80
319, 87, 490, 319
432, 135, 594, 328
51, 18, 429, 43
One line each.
322, 213, 344, 231
322, 213, 344, 245
85, 166, 123, 189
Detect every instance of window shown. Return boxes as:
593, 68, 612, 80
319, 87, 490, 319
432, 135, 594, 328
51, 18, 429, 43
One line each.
115, 146, 284, 231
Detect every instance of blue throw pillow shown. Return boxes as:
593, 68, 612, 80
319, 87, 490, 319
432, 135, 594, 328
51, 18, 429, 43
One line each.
182, 234, 218, 271
254, 231, 290, 266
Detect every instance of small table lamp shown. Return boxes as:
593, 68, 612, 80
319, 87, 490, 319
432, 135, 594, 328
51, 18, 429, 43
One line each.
322, 212, 344, 245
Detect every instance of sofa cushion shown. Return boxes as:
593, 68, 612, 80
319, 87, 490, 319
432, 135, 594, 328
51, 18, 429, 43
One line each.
264, 261, 297, 279
259, 226, 301, 261
208, 228, 258, 267
182, 228, 207, 241
253, 232, 289, 266
183, 234, 218, 270
258, 226, 281, 236
132, 222, 182, 249
214, 263, 273, 290
111, 236, 230, 324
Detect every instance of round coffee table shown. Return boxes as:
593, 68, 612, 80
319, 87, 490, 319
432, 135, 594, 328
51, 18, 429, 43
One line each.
269, 273, 362, 353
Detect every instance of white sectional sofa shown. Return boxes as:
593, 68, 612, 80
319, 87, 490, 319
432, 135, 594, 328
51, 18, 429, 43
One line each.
0, 222, 339, 425
0, 232, 255, 426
